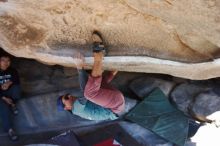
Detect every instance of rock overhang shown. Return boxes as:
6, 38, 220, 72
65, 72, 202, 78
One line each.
0, 0, 220, 80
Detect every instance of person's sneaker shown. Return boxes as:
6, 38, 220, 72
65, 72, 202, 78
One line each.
8, 129, 18, 141
11, 106, 19, 115
92, 31, 107, 55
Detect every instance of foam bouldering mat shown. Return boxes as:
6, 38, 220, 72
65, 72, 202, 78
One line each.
125, 88, 189, 146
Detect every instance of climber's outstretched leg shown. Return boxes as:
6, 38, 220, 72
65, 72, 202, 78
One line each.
57, 31, 124, 120
91, 31, 105, 77
84, 31, 125, 114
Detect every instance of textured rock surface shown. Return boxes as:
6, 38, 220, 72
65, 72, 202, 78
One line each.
192, 91, 220, 117
0, 0, 220, 79
13, 58, 79, 96
129, 76, 175, 98
170, 83, 210, 114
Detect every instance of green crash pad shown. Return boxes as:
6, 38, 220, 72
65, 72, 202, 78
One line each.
125, 88, 189, 146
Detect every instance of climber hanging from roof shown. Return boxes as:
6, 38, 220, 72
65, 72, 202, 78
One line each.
57, 31, 125, 120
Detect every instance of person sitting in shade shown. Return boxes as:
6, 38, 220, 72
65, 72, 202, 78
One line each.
57, 31, 125, 120
0, 51, 21, 141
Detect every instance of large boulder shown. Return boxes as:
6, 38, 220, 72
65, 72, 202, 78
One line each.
170, 83, 210, 114
192, 91, 220, 117
0, 0, 220, 79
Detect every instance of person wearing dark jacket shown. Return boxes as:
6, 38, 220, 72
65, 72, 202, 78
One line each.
0, 52, 21, 141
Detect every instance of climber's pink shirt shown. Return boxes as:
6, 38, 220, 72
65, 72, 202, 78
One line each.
84, 72, 125, 114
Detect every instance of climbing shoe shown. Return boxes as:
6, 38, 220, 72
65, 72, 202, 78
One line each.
92, 31, 107, 55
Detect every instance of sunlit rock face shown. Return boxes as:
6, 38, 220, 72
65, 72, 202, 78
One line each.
0, 0, 220, 79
